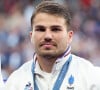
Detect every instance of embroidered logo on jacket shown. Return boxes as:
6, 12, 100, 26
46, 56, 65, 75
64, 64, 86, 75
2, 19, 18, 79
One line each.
24, 82, 33, 90
67, 75, 74, 90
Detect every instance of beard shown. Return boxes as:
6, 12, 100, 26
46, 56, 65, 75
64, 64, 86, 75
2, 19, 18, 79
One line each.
41, 53, 58, 59
35, 48, 66, 60
36, 50, 57, 59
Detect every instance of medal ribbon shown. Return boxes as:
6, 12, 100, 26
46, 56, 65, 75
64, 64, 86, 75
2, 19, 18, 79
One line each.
32, 55, 72, 90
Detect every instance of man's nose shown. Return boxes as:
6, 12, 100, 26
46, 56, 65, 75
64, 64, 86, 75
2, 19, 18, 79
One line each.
44, 29, 53, 41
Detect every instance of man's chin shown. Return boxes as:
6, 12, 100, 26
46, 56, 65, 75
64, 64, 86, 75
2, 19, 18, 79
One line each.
39, 52, 57, 59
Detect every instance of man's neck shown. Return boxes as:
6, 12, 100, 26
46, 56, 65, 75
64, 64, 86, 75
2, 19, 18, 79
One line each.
36, 55, 57, 73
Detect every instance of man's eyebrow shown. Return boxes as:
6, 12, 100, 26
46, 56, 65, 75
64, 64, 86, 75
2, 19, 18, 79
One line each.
35, 25, 45, 28
50, 25, 62, 29
34, 25, 62, 28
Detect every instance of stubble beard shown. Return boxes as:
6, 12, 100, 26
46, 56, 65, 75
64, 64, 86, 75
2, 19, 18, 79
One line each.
37, 51, 58, 60
36, 49, 65, 60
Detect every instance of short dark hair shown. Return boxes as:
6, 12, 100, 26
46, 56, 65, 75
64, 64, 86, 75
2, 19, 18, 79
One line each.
31, 1, 72, 30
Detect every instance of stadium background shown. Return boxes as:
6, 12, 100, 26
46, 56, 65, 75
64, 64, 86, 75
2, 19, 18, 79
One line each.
0, 0, 100, 81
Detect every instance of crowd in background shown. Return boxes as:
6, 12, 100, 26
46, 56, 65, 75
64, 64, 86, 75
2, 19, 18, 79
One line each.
0, 0, 100, 81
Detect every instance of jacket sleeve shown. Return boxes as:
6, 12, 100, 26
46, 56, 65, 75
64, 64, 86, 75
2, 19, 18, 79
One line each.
4, 71, 19, 90
88, 66, 100, 90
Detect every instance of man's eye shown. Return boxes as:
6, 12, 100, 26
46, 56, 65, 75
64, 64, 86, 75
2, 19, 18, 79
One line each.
35, 28, 45, 32
52, 28, 61, 32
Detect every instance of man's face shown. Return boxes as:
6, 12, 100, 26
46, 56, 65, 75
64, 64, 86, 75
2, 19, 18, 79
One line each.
30, 13, 73, 58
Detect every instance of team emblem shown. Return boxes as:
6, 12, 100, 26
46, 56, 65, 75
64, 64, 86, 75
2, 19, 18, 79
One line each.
67, 75, 74, 90
24, 82, 33, 90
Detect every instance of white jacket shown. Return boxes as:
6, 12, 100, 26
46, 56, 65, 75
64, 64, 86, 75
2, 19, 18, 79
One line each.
0, 75, 4, 90
0, 58, 4, 90
4, 54, 100, 90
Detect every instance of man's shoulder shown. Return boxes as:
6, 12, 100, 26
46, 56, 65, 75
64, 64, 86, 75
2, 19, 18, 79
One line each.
72, 54, 100, 73
18, 59, 33, 72
72, 54, 100, 78
8, 59, 33, 79
5, 60, 34, 90
72, 54, 94, 68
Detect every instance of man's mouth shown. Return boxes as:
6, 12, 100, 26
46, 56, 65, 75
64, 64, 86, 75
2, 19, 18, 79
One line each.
40, 42, 56, 48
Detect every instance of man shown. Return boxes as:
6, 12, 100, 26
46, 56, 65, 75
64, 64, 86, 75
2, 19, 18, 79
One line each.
4, 1, 100, 90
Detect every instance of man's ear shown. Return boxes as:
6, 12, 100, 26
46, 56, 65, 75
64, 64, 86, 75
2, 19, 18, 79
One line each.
68, 30, 73, 43
29, 31, 33, 42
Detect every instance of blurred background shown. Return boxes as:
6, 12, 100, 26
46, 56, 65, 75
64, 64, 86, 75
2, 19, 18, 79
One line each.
0, 0, 100, 81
